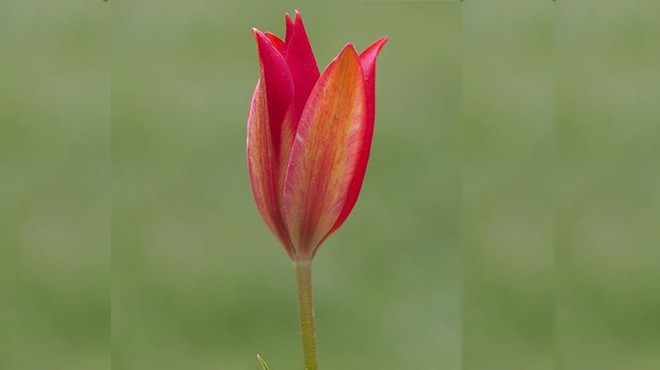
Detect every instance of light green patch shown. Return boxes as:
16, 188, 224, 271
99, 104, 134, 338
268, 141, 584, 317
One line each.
257, 354, 269, 370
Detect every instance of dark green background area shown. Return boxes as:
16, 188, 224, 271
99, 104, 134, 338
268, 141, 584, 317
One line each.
1, 1, 658, 370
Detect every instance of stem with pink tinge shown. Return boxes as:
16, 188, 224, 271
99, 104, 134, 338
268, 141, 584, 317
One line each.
293, 260, 319, 370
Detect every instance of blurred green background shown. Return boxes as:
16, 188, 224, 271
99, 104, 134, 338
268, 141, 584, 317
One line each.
1, 1, 659, 370
1, 0, 110, 369
112, 1, 460, 370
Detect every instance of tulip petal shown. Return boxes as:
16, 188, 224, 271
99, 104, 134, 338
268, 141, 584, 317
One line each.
285, 11, 321, 124
252, 29, 294, 152
264, 32, 285, 54
248, 29, 296, 255
284, 13, 294, 46
326, 37, 388, 236
282, 45, 366, 259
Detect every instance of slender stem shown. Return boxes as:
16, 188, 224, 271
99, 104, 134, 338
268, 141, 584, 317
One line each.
293, 260, 319, 370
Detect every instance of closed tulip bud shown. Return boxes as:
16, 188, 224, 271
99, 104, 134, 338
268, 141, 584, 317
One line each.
247, 11, 387, 262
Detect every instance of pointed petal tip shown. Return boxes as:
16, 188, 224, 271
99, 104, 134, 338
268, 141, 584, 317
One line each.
324, 44, 360, 69
252, 28, 264, 39
323, 43, 360, 69
338, 43, 360, 60
293, 11, 306, 28
359, 36, 388, 64
253, 29, 280, 50
252, 29, 276, 53
252, 29, 268, 48
342, 42, 358, 53
284, 13, 294, 43
366, 36, 388, 53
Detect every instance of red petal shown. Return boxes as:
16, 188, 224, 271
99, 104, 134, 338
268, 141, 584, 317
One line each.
252, 28, 294, 156
284, 13, 294, 47
284, 11, 321, 125
327, 36, 387, 236
282, 44, 366, 259
264, 32, 285, 54
248, 29, 296, 256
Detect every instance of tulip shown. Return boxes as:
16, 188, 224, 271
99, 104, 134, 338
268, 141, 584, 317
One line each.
248, 12, 386, 261
247, 11, 386, 370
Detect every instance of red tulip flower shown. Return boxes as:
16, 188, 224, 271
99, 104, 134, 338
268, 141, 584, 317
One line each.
248, 12, 386, 370
248, 12, 387, 262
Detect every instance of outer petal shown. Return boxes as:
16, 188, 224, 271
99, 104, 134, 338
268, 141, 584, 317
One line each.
284, 11, 320, 124
326, 37, 388, 236
251, 29, 294, 154
282, 45, 366, 259
248, 29, 296, 256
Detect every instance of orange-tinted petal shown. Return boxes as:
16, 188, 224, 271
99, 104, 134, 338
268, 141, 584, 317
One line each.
247, 81, 292, 254
327, 37, 387, 236
282, 44, 366, 259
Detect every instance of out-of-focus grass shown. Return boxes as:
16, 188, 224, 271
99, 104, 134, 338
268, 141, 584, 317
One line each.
555, 1, 660, 369
0, 1, 110, 369
462, 2, 554, 370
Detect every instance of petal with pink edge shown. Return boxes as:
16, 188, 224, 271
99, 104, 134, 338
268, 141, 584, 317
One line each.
248, 29, 296, 256
282, 45, 366, 259
326, 37, 388, 237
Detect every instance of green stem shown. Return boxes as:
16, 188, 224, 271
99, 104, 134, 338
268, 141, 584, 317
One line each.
293, 260, 319, 370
